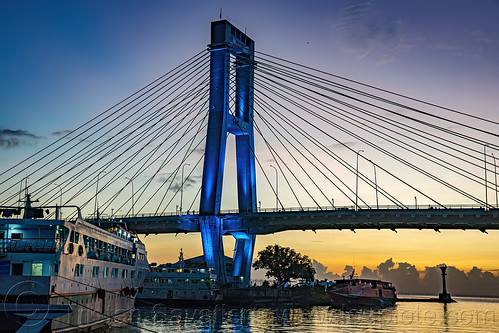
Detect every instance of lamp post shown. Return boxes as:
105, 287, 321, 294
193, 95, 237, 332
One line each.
372, 161, 379, 209
94, 171, 106, 220
125, 177, 135, 216
355, 150, 364, 211
493, 153, 498, 208
331, 197, 335, 209
270, 165, 278, 212
415, 196, 418, 209
484, 145, 489, 209
180, 163, 190, 215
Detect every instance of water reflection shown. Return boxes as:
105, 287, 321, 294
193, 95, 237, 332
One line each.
116, 299, 499, 333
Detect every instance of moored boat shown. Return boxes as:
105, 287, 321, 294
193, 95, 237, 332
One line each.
326, 272, 397, 308
0, 194, 149, 332
137, 249, 223, 305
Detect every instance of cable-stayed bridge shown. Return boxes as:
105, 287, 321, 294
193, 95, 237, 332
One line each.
1, 20, 499, 284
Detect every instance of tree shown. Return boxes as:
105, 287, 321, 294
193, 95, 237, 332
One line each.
252, 244, 315, 285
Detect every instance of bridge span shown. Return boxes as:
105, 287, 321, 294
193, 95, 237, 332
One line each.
122, 207, 499, 235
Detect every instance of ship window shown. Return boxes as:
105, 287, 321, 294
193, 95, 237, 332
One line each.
54, 263, 59, 274
92, 266, 99, 277
11, 233, 23, 240
32, 263, 43, 276
0, 232, 4, 239
138, 271, 142, 279
12, 263, 23, 275
74, 264, 80, 277
79, 264, 84, 276
103, 267, 109, 278
122, 269, 128, 278
131, 271, 135, 279
55, 226, 68, 242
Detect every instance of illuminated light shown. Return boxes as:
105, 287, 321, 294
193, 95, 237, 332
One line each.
199, 21, 257, 283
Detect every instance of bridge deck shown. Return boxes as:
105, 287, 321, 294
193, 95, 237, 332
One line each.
120, 208, 499, 235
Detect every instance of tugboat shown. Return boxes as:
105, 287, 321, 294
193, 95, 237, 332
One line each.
326, 270, 397, 308
0, 193, 149, 332
137, 249, 222, 305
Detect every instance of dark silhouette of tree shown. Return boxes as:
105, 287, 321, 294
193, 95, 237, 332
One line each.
252, 244, 315, 285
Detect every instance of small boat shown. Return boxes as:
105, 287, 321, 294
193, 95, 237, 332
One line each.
326, 270, 396, 308
137, 249, 223, 305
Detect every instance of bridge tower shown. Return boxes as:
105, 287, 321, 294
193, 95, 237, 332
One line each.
199, 20, 256, 285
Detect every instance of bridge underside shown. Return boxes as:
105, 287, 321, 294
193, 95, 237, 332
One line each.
123, 208, 499, 235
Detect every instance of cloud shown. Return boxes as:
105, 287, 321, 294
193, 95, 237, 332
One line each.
472, 30, 492, 44
0, 128, 40, 149
357, 258, 499, 297
312, 259, 341, 281
51, 129, 72, 137
192, 147, 205, 155
329, 141, 358, 150
158, 174, 202, 192
257, 256, 499, 296
332, 1, 403, 61
331, 2, 428, 66
434, 43, 458, 51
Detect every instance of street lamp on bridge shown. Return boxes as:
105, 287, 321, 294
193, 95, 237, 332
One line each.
125, 177, 135, 217
94, 170, 106, 220
370, 160, 379, 209
355, 150, 364, 211
180, 163, 190, 215
492, 153, 498, 208
270, 165, 278, 212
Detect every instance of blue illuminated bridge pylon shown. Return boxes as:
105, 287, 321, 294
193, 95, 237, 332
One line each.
199, 20, 257, 285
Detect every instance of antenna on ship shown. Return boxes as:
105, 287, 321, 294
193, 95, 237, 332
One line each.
179, 248, 185, 269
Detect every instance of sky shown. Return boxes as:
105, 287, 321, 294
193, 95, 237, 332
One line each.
1, 1, 499, 282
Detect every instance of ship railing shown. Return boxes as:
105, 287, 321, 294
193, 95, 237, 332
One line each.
0, 238, 62, 253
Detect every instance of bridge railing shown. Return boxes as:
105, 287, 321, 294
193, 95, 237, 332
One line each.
110, 203, 490, 219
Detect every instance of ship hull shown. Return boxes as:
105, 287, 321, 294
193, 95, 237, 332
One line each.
326, 278, 397, 309
328, 291, 396, 308
0, 214, 149, 332
0, 287, 138, 332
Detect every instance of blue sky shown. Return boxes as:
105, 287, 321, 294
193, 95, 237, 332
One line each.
1, 0, 499, 273
1, 1, 498, 143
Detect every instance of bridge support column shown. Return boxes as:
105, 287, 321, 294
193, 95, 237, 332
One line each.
199, 216, 226, 284
231, 232, 256, 286
199, 20, 256, 285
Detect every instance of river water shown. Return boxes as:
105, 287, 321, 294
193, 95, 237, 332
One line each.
112, 296, 499, 332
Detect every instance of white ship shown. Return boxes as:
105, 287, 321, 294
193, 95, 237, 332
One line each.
0, 194, 148, 332
137, 249, 224, 305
